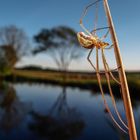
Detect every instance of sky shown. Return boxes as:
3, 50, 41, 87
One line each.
0, 0, 140, 71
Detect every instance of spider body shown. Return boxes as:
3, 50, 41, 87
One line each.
77, 32, 109, 49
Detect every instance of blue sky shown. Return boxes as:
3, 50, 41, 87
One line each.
0, 0, 140, 71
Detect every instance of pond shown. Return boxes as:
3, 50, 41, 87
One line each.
0, 82, 139, 140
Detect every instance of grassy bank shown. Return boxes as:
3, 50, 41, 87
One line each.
11, 69, 139, 83
4, 69, 139, 99
9, 69, 140, 92
11, 69, 112, 84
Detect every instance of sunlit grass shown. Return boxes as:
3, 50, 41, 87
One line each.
12, 70, 140, 87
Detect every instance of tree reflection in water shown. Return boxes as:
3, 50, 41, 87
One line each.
29, 86, 85, 140
0, 83, 32, 132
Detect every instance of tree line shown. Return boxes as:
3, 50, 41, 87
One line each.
0, 25, 84, 76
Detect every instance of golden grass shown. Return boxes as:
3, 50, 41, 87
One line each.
12, 69, 137, 86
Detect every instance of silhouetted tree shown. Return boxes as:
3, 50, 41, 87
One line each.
0, 84, 32, 132
0, 48, 10, 85
29, 86, 85, 140
33, 26, 83, 71
0, 25, 30, 72
0, 48, 9, 75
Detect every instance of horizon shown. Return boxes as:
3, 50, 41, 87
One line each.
16, 64, 140, 73
0, 0, 139, 71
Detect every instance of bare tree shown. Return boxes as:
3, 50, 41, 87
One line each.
33, 26, 83, 71
0, 25, 29, 72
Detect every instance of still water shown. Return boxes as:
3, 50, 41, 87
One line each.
0, 83, 139, 140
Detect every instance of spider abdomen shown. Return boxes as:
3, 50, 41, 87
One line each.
77, 32, 96, 49
77, 32, 109, 49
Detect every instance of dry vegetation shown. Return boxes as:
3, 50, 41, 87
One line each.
13, 69, 140, 87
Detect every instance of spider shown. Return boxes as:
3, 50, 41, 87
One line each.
77, 0, 128, 133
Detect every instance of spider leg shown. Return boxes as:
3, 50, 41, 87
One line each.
106, 64, 121, 84
101, 66, 121, 85
87, 47, 97, 71
93, 1, 98, 35
87, 47, 106, 105
102, 48, 121, 84
101, 48, 128, 130
91, 26, 110, 35
99, 66, 121, 75
95, 48, 108, 105
94, 48, 127, 133
105, 44, 114, 50
100, 29, 110, 41
103, 44, 121, 84
79, 0, 103, 36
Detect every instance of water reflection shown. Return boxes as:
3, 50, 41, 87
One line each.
29, 86, 85, 140
0, 83, 32, 132
0, 82, 139, 140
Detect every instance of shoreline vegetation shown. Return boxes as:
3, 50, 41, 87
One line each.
6, 69, 140, 97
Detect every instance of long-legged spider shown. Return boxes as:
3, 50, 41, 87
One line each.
77, 0, 128, 133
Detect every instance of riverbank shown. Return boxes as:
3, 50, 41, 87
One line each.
6, 69, 139, 95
